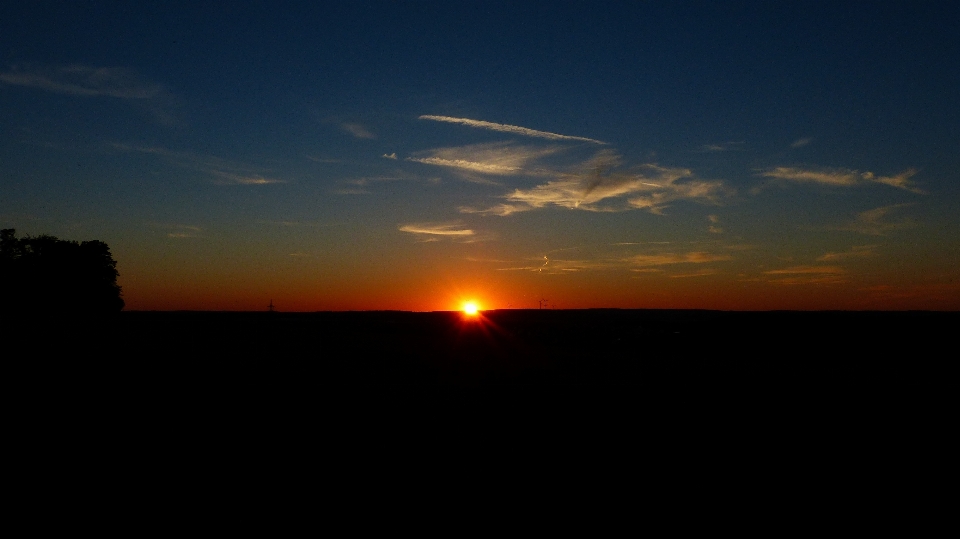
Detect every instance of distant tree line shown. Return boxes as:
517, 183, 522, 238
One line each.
1, 229, 124, 314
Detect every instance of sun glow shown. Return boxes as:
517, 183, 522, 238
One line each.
463, 302, 479, 315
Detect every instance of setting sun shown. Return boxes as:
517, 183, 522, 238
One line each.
463, 302, 479, 315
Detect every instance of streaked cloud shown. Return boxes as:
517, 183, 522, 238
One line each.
708, 214, 723, 234
627, 251, 732, 267
420, 115, 605, 144
763, 265, 846, 285
791, 137, 813, 148
1, 64, 163, 99
764, 265, 845, 275
671, 269, 719, 278
463, 162, 731, 215
148, 223, 201, 238
839, 204, 916, 236
112, 143, 284, 185
1, 64, 179, 124
210, 171, 285, 185
816, 245, 877, 262
759, 166, 924, 193
341, 123, 376, 139
398, 222, 475, 237
698, 141, 744, 152
407, 142, 560, 177
382, 153, 397, 159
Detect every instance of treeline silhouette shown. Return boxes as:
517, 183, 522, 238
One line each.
1, 229, 123, 315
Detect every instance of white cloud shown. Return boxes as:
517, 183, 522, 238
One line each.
464, 162, 730, 215
1, 64, 163, 99
112, 144, 285, 185
838, 204, 916, 236
210, 171, 285, 185
398, 222, 475, 237
764, 265, 845, 275
708, 214, 723, 234
407, 142, 560, 177
627, 251, 732, 267
382, 153, 397, 159
341, 123, 375, 139
759, 166, 924, 194
1, 64, 179, 124
671, 269, 719, 278
763, 265, 846, 285
420, 115, 605, 144
698, 141, 744, 152
791, 137, 813, 148
816, 245, 877, 262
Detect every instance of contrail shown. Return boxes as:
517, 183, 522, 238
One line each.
419, 115, 606, 144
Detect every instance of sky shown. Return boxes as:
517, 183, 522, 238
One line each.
2, 1, 959, 311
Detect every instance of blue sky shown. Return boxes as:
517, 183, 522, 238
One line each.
2, 1, 958, 310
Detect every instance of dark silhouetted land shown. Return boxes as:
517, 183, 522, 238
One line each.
9, 309, 957, 387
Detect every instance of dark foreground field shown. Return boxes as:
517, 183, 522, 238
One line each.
13, 309, 958, 387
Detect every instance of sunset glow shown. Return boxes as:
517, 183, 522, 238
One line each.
2, 4, 958, 311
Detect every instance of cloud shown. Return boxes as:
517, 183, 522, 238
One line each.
759, 166, 924, 193
1, 64, 179, 124
399, 222, 475, 238
1, 64, 163, 98
763, 265, 846, 285
149, 223, 201, 238
791, 137, 813, 148
627, 251, 732, 267
341, 123, 375, 139
111, 144, 285, 185
708, 214, 723, 234
816, 245, 877, 262
463, 161, 731, 215
210, 171, 285, 185
698, 141, 744, 152
382, 153, 397, 159
407, 142, 560, 177
764, 266, 845, 275
838, 204, 916, 236
671, 269, 719, 278
419, 115, 605, 144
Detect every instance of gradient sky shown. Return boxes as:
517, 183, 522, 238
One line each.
2, 2, 958, 311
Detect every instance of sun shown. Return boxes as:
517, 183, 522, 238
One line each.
463, 302, 479, 315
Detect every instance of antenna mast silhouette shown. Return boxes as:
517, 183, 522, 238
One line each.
268, 299, 275, 312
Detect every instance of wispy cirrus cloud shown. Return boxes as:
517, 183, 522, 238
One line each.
148, 223, 202, 238
467, 162, 731, 216
111, 143, 284, 185
791, 137, 813, 148
764, 265, 846, 285
210, 171, 284, 185
837, 204, 916, 236
708, 214, 723, 234
816, 244, 877, 262
627, 251, 732, 267
764, 265, 845, 275
341, 123, 375, 139
1, 64, 163, 98
759, 166, 925, 194
398, 222, 478, 242
698, 141, 744, 152
407, 142, 561, 178
1, 64, 179, 124
671, 269, 719, 278
420, 115, 605, 144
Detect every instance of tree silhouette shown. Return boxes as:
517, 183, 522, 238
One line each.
0, 229, 124, 314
